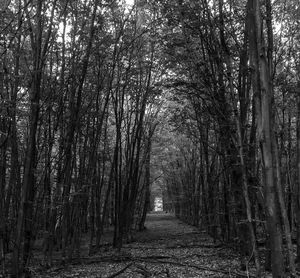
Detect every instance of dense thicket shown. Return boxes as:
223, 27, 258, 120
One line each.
0, 0, 162, 276
157, 0, 300, 277
0, 0, 300, 277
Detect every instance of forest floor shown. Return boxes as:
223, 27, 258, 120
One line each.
32, 212, 261, 278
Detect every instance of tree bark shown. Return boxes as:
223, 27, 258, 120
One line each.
296, 83, 300, 267
273, 135, 295, 274
13, 1, 43, 274
248, 0, 285, 276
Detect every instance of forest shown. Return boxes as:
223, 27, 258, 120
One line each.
0, 0, 300, 277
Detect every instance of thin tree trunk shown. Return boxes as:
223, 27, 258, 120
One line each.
235, 82, 261, 277
218, 0, 260, 271
138, 140, 151, 231
13, 1, 43, 274
273, 135, 295, 274
296, 84, 300, 266
0, 66, 7, 277
61, 1, 99, 260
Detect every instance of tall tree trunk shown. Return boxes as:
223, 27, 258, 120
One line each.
296, 84, 300, 266
60, 1, 99, 260
138, 139, 151, 231
273, 135, 295, 274
218, 0, 260, 272
0, 64, 7, 277
234, 74, 261, 277
248, 0, 284, 276
13, 1, 43, 274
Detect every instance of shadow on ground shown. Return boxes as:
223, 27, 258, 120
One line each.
35, 212, 256, 278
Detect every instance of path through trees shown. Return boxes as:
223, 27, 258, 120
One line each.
1, 0, 300, 277
33, 212, 251, 278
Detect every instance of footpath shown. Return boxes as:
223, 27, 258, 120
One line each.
35, 212, 256, 278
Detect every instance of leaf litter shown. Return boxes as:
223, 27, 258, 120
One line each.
33, 213, 257, 278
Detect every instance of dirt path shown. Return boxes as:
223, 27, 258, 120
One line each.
36, 212, 254, 278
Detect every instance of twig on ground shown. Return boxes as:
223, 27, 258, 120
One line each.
165, 244, 223, 249
165, 267, 171, 277
49, 254, 254, 277
103, 263, 133, 278
134, 264, 152, 277
137, 259, 255, 278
